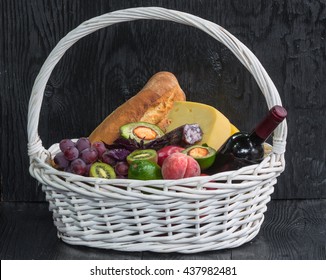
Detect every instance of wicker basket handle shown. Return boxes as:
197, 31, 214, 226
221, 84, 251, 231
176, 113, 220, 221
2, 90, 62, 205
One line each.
27, 7, 287, 160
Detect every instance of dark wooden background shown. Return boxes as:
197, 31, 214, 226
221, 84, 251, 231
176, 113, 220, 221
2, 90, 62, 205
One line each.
0, 0, 325, 260
1, 0, 325, 201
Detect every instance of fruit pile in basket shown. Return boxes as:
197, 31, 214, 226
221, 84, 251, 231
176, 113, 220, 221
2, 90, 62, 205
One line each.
51, 71, 287, 180
53, 122, 216, 179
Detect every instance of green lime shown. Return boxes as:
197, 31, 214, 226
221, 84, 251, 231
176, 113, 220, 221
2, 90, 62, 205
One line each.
183, 145, 216, 170
128, 160, 163, 180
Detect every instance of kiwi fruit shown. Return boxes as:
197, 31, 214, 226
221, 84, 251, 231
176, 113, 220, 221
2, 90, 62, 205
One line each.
127, 149, 158, 164
89, 162, 116, 179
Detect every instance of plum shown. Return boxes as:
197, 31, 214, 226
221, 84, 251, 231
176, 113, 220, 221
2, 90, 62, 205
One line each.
161, 152, 201, 179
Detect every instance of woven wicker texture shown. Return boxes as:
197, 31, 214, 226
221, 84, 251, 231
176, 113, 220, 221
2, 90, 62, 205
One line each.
27, 7, 287, 253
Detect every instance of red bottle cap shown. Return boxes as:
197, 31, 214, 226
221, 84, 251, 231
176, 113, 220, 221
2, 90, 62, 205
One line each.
270, 105, 287, 122
252, 105, 287, 141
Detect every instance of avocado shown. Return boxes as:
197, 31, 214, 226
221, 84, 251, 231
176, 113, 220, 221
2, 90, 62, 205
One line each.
183, 145, 217, 170
120, 122, 164, 144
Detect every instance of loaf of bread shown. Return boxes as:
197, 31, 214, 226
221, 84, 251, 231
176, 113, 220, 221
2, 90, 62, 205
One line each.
89, 71, 186, 144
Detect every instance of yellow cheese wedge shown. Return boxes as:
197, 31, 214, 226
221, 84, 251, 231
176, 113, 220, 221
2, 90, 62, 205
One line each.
166, 101, 232, 150
230, 123, 239, 135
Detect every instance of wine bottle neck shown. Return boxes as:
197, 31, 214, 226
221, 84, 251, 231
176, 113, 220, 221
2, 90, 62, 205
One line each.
249, 106, 287, 143
249, 131, 265, 145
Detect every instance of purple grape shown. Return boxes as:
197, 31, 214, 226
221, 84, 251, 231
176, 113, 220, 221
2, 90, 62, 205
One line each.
53, 152, 69, 169
76, 137, 91, 152
92, 141, 107, 158
116, 175, 127, 179
59, 139, 75, 152
101, 151, 117, 166
64, 165, 72, 173
115, 161, 129, 176
64, 146, 79, 161
80, 147, 98, 164
85, 164, 92, 176
70, 158, 86, 175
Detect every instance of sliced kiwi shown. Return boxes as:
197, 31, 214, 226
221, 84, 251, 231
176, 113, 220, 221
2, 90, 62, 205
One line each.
183, 145, 217, 170
120, 122, 164, 144
127, 149, 158, 164
89, 162, 116, 179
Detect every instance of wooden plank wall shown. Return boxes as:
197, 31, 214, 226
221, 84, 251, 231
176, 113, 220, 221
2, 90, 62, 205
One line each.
0, 0, 325, 201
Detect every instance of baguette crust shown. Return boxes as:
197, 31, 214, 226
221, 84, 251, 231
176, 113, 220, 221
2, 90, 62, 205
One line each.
89, 72, 186, 144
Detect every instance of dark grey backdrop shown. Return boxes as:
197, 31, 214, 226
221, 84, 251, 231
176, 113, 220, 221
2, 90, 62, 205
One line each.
1, 0, 325, 202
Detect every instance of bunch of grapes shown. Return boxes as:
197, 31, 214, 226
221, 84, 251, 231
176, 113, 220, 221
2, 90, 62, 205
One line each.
53, 137, 130, 178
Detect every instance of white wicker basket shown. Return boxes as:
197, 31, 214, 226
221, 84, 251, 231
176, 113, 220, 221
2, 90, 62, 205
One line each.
27, 7, 287, 253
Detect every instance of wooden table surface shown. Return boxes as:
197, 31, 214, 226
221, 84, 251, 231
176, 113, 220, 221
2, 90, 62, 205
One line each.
1, 199, 325, 260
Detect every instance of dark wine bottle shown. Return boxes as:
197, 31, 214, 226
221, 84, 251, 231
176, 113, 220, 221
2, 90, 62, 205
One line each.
207, 105, 287, 174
